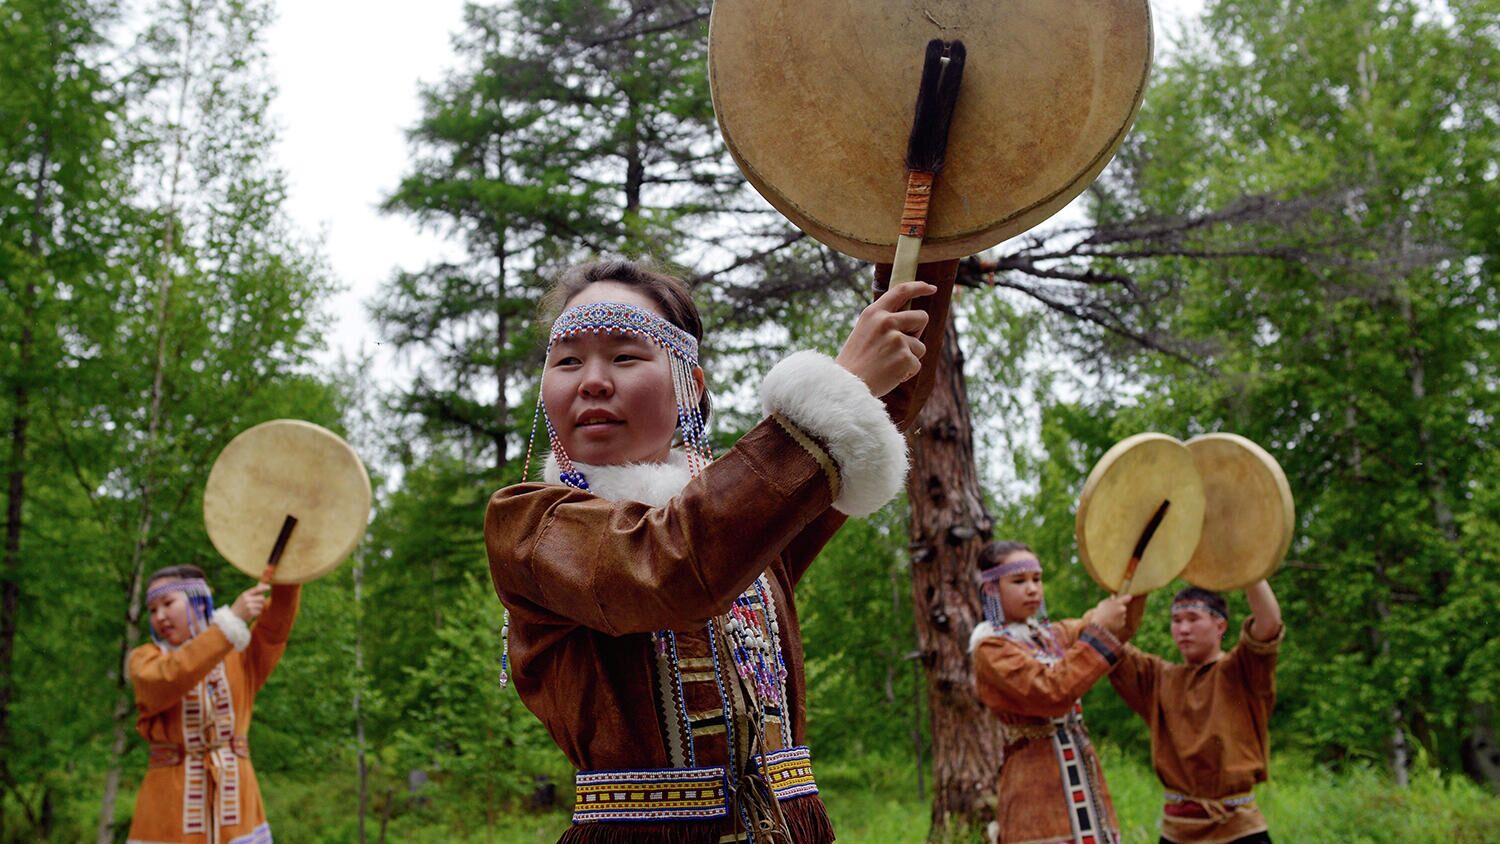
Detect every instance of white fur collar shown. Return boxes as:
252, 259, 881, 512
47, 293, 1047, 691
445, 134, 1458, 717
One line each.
968, 620, 1000, 654
968, 618, 1047, 653
543, 450, 693, 507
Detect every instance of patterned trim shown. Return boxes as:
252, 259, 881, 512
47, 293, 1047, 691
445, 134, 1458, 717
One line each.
771, 412, 842, 502
574, 765, 730, 822
228, 822, 274, 844
1171, 600, 1226, 620
146, 578, 212, 606
179, 662, 240, 834
978, 557, 1042, 581
1078, 624, 1121, 665
653, 631, 695, 768
1162, 791, 1256, 819
761, 746, 818, 799
571, 747, 820, 824
1051, 725, 1114, 844
550, 301, 699, 365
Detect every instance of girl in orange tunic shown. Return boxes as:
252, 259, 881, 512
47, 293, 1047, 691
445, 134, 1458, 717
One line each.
127, 564, 299, 844
970, 540, 1135, 844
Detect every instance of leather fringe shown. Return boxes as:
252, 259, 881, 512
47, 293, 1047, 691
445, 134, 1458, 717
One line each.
558, 795, 835, 844
781, 795, 836, 842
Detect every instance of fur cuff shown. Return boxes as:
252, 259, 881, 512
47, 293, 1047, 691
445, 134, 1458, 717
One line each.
762, 351, 908, 517
212, 607, 251, 652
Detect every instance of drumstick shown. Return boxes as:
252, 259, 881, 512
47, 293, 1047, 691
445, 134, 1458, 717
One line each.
1117, 500, 1170, 596
877, 38, 967, 297
259, 514, 298, 585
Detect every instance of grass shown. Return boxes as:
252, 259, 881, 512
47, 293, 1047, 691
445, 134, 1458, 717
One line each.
254, 747, 1500, 843
44, 745, 1500, 842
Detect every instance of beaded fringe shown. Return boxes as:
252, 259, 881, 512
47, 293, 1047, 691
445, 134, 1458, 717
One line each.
558, 794, 834, 844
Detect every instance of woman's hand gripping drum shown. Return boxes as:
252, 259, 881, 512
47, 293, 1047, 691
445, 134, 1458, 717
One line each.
835, 281, 937, 397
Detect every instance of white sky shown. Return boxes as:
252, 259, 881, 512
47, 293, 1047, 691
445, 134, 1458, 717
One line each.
266, 0, 1207, 367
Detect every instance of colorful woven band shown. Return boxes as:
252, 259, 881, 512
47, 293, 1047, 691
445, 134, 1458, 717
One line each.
574, 765, 728, 823
1171, 600, 1227, 620
978, 556, 1042, 582
1163, 791, 1254, 805
146, 578, 212, 606
548, 301, 698, 365
571, 746, 818, 825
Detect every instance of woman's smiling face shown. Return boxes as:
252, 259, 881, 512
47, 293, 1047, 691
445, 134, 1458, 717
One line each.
542, 282, 689, 467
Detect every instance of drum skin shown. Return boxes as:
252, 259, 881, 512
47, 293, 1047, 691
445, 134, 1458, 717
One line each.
203, 419, 371, 584
1180, 433, 1295, 591
1076, 433, 1205, 595
709, 0, 1153, 262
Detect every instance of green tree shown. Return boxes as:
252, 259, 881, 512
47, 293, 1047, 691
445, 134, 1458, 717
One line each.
991, 0, 1500, 784
0, 0, 129, 834
63, 0, 349, 837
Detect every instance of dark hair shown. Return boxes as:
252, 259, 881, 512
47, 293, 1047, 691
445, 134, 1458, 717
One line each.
146, 564, 208, 590
540, 259, 711, 423
1172, 586, 1228, 622
978, 540, 1034, 572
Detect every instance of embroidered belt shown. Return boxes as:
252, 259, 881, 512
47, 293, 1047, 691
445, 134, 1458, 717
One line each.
148, 735, 250, 768
1001, 703, 1086, 751
572, 745, 817, 824
1162, 790, 1256, 820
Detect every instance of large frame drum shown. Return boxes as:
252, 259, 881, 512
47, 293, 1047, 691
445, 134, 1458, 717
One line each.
203, 419, 371, 584
709, 0, 1154, 262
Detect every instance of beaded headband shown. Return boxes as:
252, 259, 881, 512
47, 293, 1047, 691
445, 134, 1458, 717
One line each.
1171, 600, 1227, 620
145, 578, 212, 606
978, 556, 1043, 583
548, 301, 699, 365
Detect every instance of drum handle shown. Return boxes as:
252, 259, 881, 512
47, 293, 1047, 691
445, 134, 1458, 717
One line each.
259, 515, 299, 585
874, 39, 966, 299
1117, 500, 1170, 596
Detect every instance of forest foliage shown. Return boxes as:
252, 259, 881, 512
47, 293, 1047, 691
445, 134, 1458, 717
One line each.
0, 0, 1495, 841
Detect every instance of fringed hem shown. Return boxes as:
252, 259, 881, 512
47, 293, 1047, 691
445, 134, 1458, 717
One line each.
782, 794, 836, 842
559, 795, 834, 844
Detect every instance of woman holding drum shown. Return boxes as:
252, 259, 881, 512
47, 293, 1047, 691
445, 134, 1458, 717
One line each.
969, 539, 1137, 844
127, 420, 370, 843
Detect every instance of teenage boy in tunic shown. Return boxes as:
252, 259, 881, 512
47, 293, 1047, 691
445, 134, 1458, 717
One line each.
1107, 580, 1284, 844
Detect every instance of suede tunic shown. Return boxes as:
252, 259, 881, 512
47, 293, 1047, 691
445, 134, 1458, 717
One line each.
1108, 619, 1284, 844
974, 618, 1124, 844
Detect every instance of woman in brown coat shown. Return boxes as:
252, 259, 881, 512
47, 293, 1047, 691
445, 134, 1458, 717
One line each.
486, 259, 952, 843
970, 540, 1135, 844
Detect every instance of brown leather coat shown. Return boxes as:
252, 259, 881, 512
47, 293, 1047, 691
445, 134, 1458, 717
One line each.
486, 264, 956, 843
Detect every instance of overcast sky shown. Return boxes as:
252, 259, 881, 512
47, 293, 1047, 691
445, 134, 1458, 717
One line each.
265, 1, 1207, 366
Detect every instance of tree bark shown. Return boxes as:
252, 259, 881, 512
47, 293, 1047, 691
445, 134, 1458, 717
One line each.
906, 318, 1002, 839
